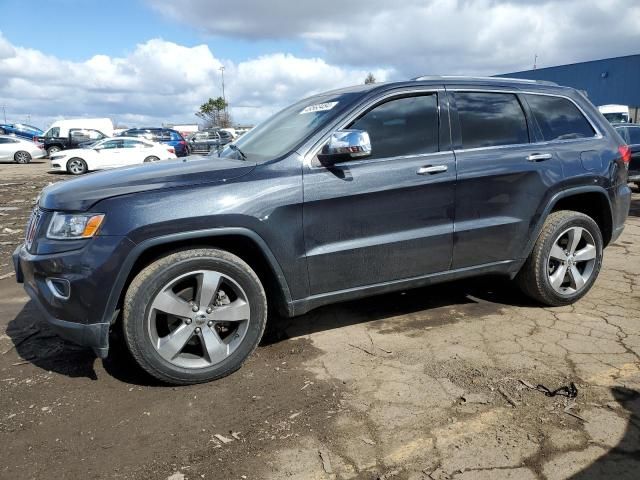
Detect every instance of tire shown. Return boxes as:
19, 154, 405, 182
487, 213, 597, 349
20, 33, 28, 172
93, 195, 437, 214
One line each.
143, 155, 160, 163
47, 146, 61, 157
0, 128, 5, 135
123, 248, 267, 385
14, 150, 32, 164
516, 210, 603, 306
66, 157, 88, 175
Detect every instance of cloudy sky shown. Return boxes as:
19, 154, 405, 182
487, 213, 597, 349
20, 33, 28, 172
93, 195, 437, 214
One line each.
1, 0, 639, 130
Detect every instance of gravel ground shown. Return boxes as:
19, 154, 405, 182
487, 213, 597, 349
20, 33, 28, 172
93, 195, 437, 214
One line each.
1, 161, 639, 480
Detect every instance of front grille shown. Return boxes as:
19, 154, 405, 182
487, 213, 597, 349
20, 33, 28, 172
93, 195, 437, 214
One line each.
25, 207, 43, 251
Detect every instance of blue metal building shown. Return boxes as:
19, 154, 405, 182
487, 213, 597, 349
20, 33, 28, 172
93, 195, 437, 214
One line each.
498, 54, 640, 121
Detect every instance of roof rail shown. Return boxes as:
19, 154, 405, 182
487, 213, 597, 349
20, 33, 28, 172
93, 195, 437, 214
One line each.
411, 75, 558, 86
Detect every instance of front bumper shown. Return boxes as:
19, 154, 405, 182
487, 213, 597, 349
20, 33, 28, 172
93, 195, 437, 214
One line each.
13, 235, 135, 358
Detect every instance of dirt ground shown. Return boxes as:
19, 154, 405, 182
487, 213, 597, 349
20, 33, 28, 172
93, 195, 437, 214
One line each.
1, 160, 639, 480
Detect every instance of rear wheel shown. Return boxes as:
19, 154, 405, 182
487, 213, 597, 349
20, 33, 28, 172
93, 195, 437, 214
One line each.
123, 248, 267, 385
66, 157, 88, 175
516, 210, 603, 306
14, 151, 32, 164
143, 155, 160, 163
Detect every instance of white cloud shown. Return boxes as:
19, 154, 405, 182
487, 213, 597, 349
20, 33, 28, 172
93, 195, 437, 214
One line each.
148, 0, 640, 76
0, 32, 391, 129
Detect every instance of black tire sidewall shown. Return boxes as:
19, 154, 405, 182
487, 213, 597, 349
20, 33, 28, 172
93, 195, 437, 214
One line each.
124, 252, 267, 384
66, 158, 87, 175
14, 151, 31, 164
537, 214, 603, 304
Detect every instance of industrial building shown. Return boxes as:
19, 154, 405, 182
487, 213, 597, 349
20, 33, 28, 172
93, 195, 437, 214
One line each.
498, 54, 640, 122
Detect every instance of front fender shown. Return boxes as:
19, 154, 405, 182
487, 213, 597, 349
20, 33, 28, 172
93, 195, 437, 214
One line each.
100, 227, 294, 325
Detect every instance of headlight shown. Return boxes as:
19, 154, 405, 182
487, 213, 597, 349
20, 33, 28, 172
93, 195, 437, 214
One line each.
47, 212, 105, 240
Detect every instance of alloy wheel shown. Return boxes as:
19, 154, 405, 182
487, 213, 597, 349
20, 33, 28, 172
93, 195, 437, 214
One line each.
547, 226, 597, 295
146, 270, 251, 369
15, 151, 30, 163
68, 159, 85, 174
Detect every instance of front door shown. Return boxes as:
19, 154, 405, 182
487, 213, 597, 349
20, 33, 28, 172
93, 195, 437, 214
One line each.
303, 90, 456, 295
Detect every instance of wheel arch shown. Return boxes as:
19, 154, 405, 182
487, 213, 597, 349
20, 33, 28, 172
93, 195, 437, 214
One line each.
102, 228, 294, 327
519, 186, 614, 269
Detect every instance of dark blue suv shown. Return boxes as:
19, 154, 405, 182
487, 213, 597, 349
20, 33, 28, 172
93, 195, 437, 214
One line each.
0, 123, 43, 141
117, 128, 189, 157
13, 77, 631, 384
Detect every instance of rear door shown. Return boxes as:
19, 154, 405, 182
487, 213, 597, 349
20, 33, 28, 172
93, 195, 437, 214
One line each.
303, 88, 456, 294
449, 89, 564, 269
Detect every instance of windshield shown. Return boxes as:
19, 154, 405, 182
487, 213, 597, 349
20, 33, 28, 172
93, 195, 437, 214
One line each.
603, 112, 629, 123
219, 91, 361, 162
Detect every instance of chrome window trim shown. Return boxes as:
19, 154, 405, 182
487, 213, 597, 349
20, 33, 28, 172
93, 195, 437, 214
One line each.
304, 88, 443, 168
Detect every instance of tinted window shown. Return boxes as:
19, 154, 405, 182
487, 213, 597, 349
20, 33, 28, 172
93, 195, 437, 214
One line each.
45, 127, 60, 138
348, 94, 439, 160
100, 140, 122, 149
122, 139, 144, 148
454, 92, 529, 149
524, 94, 595, 141
628, 127, 640, 145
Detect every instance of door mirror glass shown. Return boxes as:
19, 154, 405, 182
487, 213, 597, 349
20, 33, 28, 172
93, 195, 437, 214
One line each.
319, 129, 371, 166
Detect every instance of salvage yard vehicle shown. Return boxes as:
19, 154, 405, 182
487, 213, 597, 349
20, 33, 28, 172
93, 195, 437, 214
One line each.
14, 77, 631, 384
39, 118, 114, 156
43, 128, 107, 157
0, 123, 43, 140
48, 137, 177, 174
0, 135, 46, 163
117, 128, 190, 157
613, 123, 640, 187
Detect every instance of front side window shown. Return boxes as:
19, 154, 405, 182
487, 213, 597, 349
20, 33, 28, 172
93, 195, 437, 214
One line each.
99, 140, 122, 149
524, 94, 595, 142
347, 94, 439, 160
454, 92, 529, 149
45, 127, 60, 138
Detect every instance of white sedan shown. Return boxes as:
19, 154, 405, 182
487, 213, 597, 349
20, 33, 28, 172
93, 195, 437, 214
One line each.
0, 135, 46, 163
49, 137, 177, 175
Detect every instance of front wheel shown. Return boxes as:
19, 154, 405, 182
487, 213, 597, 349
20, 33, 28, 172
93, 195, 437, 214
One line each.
47, 146, 61, 157
66, 157, 88, 175
14, 151, 32, 164
516, 210, 603, 306
123, 249, 267, 385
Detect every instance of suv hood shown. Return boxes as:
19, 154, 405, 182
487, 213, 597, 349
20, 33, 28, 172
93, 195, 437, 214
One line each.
40, 156, 256, 211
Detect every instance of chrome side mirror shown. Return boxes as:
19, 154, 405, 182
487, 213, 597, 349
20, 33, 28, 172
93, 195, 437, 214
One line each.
319, 129, 371, 166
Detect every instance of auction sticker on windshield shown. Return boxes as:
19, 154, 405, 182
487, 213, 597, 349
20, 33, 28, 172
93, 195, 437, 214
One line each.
300, 102, 338, 114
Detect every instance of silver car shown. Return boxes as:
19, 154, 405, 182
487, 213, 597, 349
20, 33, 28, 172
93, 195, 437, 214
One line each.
0, 135, 46, 164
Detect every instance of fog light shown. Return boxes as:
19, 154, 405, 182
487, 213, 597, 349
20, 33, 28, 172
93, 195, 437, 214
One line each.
46, 278, 70, 300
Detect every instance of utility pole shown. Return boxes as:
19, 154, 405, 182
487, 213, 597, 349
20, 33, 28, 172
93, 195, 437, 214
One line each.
219, 66, 226, 110
1, 105, 6, 123
533, 54, 538, 70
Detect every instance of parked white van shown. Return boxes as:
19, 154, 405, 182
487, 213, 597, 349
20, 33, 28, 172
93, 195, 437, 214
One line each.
42, 118, 114, 138
598, 105, 630, 124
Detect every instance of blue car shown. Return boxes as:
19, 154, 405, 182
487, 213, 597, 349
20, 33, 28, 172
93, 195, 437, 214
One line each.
117, 128, 189, 157
0, 123, 43, 141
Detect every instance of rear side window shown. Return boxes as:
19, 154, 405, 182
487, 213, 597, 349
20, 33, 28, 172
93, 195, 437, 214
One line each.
523, 94, 595, 141
454, 92, 529, 149
348, 94, 439, 160
628, 127, 640, 145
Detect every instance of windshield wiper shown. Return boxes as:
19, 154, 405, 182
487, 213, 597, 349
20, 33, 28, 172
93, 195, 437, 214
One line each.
227, 143, 247, 161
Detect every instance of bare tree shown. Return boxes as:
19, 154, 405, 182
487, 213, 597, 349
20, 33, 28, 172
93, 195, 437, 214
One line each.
364, 72, 376, 84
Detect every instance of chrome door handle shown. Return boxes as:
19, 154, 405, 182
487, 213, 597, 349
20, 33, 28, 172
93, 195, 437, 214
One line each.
526, 153, 553, 162
417, 165, 448, 175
